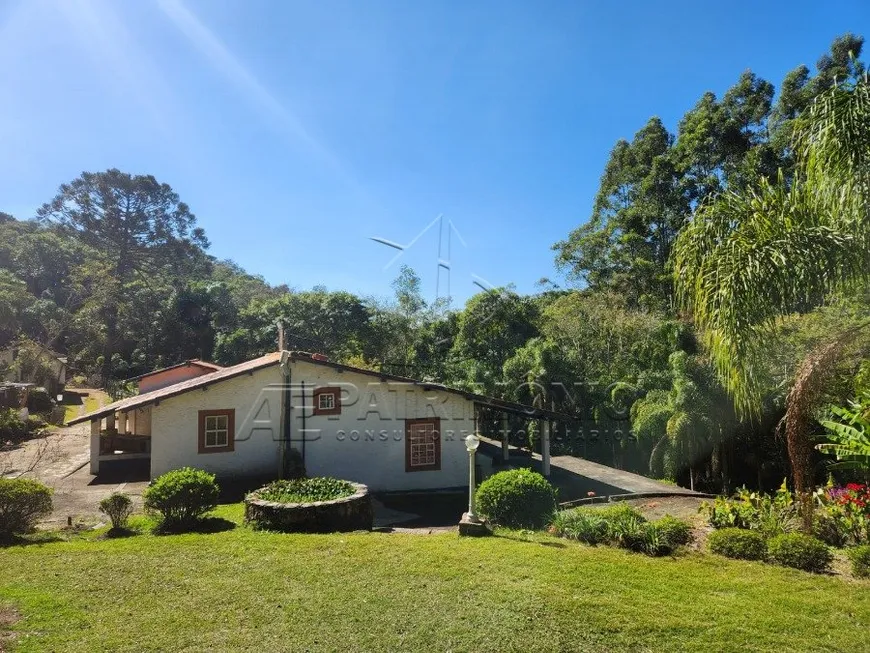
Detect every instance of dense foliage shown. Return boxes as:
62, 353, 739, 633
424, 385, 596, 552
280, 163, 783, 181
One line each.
475, 469, 557, 529
0, 477, 53, 539
143, 468, 219, 529
253, 478, 356, 504
701, 482, 799, 539
813, 483, 870, 546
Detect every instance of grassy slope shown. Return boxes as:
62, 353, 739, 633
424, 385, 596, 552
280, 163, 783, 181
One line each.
1, 506, 869, 652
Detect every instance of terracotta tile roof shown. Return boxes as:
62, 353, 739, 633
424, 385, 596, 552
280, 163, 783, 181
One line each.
69, 350, 574, 426
124, 359, 224, 383
67, 352, 282, 425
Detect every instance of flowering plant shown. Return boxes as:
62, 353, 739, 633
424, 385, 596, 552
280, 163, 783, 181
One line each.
813, 482, 870, 546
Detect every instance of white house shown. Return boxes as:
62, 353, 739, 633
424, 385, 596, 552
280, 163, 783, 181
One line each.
0, 343, 67, 397
69, 350, 560, 492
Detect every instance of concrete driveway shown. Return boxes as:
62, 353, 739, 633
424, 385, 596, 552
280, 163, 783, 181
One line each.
2, 424, 149, 528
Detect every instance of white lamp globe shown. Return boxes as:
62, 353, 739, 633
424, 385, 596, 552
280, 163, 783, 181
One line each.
465, 433, 480, 452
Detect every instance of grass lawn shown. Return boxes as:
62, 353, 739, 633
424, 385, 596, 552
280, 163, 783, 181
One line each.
1, 504, 869, 652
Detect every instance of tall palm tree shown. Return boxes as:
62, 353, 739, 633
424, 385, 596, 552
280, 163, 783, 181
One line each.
673, 74, 870, 500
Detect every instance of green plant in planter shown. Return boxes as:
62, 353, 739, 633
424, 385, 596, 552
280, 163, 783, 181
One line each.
254, 478, 355, 504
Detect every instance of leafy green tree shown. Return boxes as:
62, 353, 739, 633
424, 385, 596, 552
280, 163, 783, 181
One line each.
215, 289, 372, 365
37, 169, 210, 381
554, 118, 686, 310
449, 289, 539, 394
630, 352, 735, 490
674, 72, 870, 498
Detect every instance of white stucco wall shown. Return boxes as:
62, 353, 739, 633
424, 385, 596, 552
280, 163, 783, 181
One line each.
288, 360, 476, 491
146, 358, 478, 491
149, 365, 284, 479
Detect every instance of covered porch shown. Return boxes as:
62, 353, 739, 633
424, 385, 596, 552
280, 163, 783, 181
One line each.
88, 406, 152, 474
473, 398, 566, 479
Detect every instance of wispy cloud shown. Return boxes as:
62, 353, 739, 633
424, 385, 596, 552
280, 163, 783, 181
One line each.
156, 0, 359, 190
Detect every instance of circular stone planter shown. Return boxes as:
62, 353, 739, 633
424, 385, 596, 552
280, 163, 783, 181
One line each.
244, 482, 373, 533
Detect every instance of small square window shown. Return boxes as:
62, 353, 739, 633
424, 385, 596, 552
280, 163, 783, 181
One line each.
313, 387, 341, 415
319, 393, 335, 410
198, 409, 234, 453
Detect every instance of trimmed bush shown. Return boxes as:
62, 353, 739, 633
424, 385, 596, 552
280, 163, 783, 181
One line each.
475, 468, 557, 529
143, 468, 219, 529
767, 533, 833, 573
255, 478, 355, 504
847, 545, 870, 578
654, 515, 693, 547
99, 492, 133, 531
708, 528, 767, 561
0, 478, 53, 539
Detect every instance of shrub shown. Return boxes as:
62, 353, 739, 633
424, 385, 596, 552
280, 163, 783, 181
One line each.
654, 515, 693, 547
606, 511, 674, 557
26, 414, 46, 433
475, 468, 557, 529
143, 468, 219, 529
0, 478, 53, 539
551, 508, 609, 545
767, 533, 833, 573
0, 408, 28, 443
814, 483, 870, 546
847, 545, 870, 578
254, 478, 355, 504
701, 481, 798, 537
26, 388, 54, 414
708, 528, 767, 561
99, 492, 133, 531
552, 503, 682, 556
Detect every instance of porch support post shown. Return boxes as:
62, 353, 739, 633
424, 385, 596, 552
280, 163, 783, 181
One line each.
501, 413, 510, 462
89, 419, 101, 474
118, 411, 127, 435
106, 411, 115, 432
541, 418, 551, 477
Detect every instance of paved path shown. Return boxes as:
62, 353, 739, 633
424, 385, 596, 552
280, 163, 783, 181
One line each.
3, 423, 149, 528
479, 438, 700, 503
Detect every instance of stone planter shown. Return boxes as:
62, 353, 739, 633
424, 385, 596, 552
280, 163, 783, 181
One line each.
244, 482, 373, 533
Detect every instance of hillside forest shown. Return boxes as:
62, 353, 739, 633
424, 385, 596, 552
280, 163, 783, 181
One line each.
2, 34, 869, 493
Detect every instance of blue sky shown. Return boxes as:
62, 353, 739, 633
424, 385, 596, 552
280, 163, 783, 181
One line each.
1, 1, 867, 306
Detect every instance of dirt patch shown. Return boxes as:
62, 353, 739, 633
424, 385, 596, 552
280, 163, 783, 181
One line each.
618, 495, 709, 523
0, 605, 21, 652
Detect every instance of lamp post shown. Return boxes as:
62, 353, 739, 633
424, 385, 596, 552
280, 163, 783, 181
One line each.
465, 433, 480, 522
